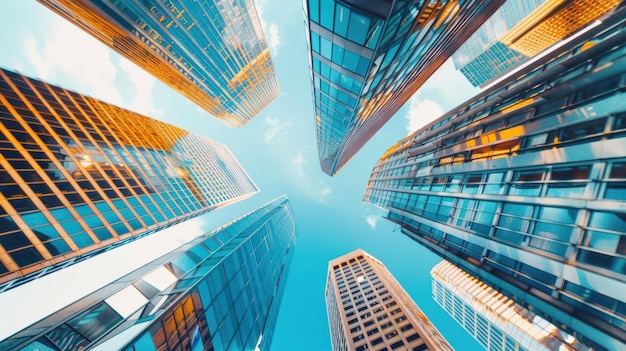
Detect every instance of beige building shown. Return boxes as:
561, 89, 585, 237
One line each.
431, 260, 589, 351
325, 249, 453, 351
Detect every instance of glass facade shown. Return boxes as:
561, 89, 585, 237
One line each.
0, 196, 295, 351
452, 0, 546, 87
37, 0, 279, 127
453, 0, 621, 87
364, 7, 626, 351
326, 249, 452, 351
0, 68, 258, 288
303, 0, 506, 175
431, 260, 590, 351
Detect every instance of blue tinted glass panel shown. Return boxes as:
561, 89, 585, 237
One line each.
343, 49, 359, 73
43, 239, 71, 256
347, 12, 370, 45
357, 56, 370, 76
309, 0, 320, 23
311, 31, 320, 53
332, 44, 344, 64
320, 0, 335, 30
334, 4, 349, 37
132, 332, 157, 351
67, 303, 123, 340
320, 37, 332, 60
72, 233, 94, 248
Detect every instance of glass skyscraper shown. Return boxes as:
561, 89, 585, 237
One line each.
325, 249, 452, 351
364, 7, 626, 351
303, 0, 506, 175
452, 0, 622, 87
0, 195, 296, 351
431, 260, 589, 351
37, 0, 279, 127
0, 68, 258, 288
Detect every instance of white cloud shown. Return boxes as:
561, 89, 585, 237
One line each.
316, 179, 332, 200
254, 0, 281, 56
268, 23, 281, 56
290, 151, 332, 202
22, 16, 160, 117
405, 93, 444, 135
23, 18, 123, 106
118, 57, 162, 117
364, 215, 378, 230
264, 116, 289, 143
292, 151, 305, 177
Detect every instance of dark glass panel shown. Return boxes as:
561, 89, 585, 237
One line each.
46, 324, 89, 350
10, 246, 44, 267
67, 303, 123, 341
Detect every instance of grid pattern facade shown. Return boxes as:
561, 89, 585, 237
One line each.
38, 0, 279, 127
500, 0, 622, 57
0, 196, 295, 351
364, 9, 626, 351
0, 68, 258, 287
431, 260, 589, 351
303, 0, 506, 175
325, 249, 453, 351
451, 0, 546, 87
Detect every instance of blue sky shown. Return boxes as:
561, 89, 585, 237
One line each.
0, 1, 485, 350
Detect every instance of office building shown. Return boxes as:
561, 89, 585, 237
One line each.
432, 260, 589, 351
0, 195, 296, 351
0, 68, 258, 288
37, 0, 279, 127
451, 0, 545, 87
364, 7, 626, 350
303, 0, 506, 175
325, 249, 453, 351
452, 0, 622, 87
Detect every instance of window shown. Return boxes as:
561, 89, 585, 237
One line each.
353, 334, 364, 342
385, 331, 398, 339
400, 324, 413, 332
509, 169, 543, 196
367, 328, 379, 336
391, 340, 405, 349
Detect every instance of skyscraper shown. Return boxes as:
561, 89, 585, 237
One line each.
0, 195, 296, 351
0, 68, 258, 288
325, 249, 453, 351
364, 6, 626, 350
431, 260, 589, 351
303, 0, 506, 175
452, 0, 622, 87
37, 0, 279, 127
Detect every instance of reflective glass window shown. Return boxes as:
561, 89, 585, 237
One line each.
347, 11, 370, 45
319, 0, 334, 30
67, 302, 123, 340
334, 4, 349, 37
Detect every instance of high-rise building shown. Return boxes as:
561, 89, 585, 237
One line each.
0, 195, 296, 351
303, 0, 506, 175
431, 260, 589, 351
452, 0, 622, 87
364, 7, 626, 350
37, 0, 279, 127
0, 68, 258, 288
325, 248, 453, 351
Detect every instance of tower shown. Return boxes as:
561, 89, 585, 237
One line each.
303, 0, 505, 175
0, 68, 258, 288
0, 196, 296, 351
364, 7, 626, 350
326, 249, 453, 351
37, 0, 280, 126
452, 0, 622, 87
431, 260, 589, 351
